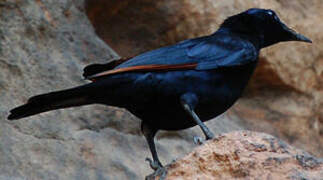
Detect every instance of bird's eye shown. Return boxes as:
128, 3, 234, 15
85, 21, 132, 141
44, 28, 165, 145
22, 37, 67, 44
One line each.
267, 10, 279, 21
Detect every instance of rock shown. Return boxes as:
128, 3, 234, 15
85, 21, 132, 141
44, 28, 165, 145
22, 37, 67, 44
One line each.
85, 0, 323, 156
146, 131, 323, 180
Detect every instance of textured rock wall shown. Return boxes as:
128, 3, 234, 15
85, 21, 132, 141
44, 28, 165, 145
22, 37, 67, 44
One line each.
86, 0, 323, 156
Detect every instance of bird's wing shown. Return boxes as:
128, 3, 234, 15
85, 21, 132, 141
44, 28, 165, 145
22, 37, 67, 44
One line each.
83, 57, 132, 79
87, 35, 258, 81
189, 38, 258, 70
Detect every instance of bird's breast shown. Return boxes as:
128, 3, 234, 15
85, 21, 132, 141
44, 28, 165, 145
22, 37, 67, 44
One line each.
108, 62, 258, 128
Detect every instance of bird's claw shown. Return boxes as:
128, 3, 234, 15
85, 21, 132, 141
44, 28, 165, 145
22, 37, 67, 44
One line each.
194, 132, 218, 145
145, 157, 162, 171
193, 136, 205, 145
145, 158, 167, 180
206, 131, 215, 140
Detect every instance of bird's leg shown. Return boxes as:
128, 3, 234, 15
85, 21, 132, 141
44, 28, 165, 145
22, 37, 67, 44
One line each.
142, 123, 168, 179
141, 122, 162, 170
181, 93, 214, 141
182, 103, 214, 140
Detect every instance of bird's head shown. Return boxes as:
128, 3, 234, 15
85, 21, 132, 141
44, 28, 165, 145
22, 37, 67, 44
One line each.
220, 8, 312, 48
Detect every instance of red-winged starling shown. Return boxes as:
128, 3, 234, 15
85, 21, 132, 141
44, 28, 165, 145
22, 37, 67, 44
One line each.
8, 8, 312, 170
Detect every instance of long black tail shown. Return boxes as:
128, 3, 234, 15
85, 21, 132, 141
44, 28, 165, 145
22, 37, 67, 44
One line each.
8, 84, 95, 120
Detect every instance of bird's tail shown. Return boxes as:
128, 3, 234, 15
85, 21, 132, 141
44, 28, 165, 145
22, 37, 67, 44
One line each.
8, 84, 94, 120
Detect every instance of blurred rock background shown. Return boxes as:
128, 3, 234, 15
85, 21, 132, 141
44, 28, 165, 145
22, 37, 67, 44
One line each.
0, 0, 321, 179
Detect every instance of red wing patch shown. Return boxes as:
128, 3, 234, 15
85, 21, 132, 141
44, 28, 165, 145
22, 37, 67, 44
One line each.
87, 63, 198, 81
83, 57, 133, 79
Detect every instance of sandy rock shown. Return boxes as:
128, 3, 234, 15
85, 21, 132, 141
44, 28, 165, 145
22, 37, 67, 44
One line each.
147, 131, 323, 180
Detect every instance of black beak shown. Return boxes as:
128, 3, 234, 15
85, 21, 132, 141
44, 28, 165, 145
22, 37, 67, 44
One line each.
282, 23, 312, 43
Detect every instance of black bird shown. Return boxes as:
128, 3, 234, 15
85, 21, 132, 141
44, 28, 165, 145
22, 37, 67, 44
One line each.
8, 8, 311, 170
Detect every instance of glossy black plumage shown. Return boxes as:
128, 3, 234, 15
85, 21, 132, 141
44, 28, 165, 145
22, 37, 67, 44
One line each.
8, 8, 311, 170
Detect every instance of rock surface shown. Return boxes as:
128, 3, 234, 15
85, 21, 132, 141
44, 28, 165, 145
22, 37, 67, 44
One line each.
147, 131, 323, 180
86, 0, 323, 156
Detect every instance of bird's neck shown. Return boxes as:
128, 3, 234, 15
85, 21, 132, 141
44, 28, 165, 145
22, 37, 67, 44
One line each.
216, 27, 263, 50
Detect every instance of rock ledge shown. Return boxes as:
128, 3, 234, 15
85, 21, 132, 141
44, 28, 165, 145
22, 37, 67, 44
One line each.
147, 131, 323, 180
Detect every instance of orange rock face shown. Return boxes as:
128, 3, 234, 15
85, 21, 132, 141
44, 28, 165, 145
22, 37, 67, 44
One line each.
86, 0, 323, 156
147, 131, 323, 180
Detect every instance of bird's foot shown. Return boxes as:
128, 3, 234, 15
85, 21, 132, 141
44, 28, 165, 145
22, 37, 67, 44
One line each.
194, 132, 219, 145
193, 136, 205, 145
205, 130, 215, 140
145, 158, 162, 171
145, 167, 168, 180
145, 158, 167, 180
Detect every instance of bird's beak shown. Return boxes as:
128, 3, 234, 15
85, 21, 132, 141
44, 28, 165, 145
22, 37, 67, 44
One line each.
281, 23, 312, 43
